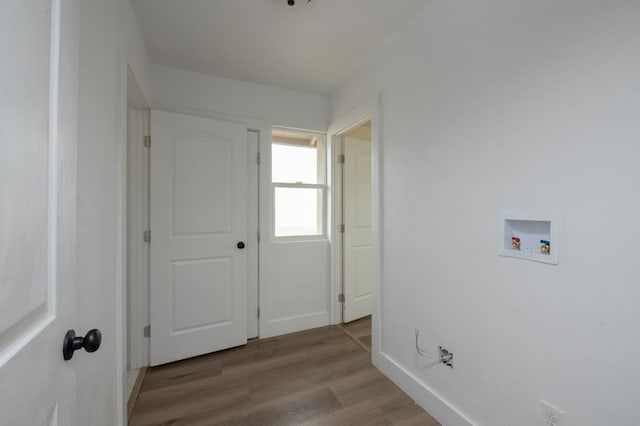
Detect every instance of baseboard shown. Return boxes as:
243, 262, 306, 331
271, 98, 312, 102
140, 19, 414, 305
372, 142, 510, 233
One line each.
373, 351, 475, 426
127, 367, 147, 422
261, 311, 329, 338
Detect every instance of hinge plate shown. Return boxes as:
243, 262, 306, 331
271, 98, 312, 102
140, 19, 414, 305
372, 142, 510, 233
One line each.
338, 154, 345, 164
257, 152, 261, 165
338, 293, 345, 303
143, 325, 150, 338
143, 230, 150, 243
257, 307, 260, 319
339, 224, 345, 233
144, 135, 151, 148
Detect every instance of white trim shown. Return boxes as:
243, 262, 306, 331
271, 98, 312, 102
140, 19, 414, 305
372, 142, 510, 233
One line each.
126, 69, 151, 372
374, 351, 475, 426
261, 311, 330, 338
272, 235, 329, 243
273, 182, 325, 189
327, 97, 380, 326
126, 67, 150, 111
247, 130, 260, 339
370, 96, 383, 360
48, 0, 61, 323
114, 33, 127, 426
258, 127, 273, 338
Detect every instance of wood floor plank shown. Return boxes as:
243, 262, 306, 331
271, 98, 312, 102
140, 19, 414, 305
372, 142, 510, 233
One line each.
395, 412, 441, 426
140, 354, 222, 392
342, 316, 372, 339
130, 381, 250, 426
299, 400, 391, 426
129, 324, 440, 426
233, 387, 343, 426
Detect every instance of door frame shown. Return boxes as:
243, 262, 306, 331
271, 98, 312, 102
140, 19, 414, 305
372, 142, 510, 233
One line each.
341, 133, 373, 323
328, 96, 383, 351
115, 35, 127, 426
126, 67, 151, 373
138, 106, 265, 357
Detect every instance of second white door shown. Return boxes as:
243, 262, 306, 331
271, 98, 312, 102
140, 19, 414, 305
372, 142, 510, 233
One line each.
343, 136, 373, 323
150, 110, 250, 366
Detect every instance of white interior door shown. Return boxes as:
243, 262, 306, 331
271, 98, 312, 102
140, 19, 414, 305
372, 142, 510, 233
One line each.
150, 110, 249, 366
0, 1, 78, 424
343, 136, 373, 323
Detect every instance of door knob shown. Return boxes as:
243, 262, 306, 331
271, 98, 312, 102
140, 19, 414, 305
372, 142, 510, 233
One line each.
63, 329, 102, 361
237, 241, 245, 249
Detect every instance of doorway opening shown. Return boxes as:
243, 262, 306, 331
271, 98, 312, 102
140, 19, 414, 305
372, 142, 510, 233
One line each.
334, 120, 373, 352
125, 69, 151, 419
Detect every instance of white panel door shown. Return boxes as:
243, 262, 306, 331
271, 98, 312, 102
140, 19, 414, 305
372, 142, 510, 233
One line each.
0, 1, 78, 425
343, 136, 373, 323
150, 110, 249, 366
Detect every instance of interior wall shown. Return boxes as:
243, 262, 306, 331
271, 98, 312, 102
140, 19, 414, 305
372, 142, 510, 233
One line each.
149, 66, 332, 339
76, 0, 151, 424
121, 0, 151, 102
150, 65, 329, 132
76, 0, 121, 423
330, 1, 640, 425
266, 241, 330, 337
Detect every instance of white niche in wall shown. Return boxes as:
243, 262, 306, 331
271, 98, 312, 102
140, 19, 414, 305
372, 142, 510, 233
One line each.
498, 213, 559, 265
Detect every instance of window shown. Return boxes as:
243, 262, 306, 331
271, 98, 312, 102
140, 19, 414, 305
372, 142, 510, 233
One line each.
272, 130, 326, 238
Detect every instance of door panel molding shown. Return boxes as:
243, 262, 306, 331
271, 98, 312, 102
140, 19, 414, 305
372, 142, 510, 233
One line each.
150, 110, 251, 366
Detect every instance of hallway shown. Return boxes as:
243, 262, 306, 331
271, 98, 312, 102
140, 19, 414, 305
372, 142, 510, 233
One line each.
129, 324, 439, 425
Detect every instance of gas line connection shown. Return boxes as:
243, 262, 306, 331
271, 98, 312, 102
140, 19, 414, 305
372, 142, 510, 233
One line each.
415, 329, 454, 368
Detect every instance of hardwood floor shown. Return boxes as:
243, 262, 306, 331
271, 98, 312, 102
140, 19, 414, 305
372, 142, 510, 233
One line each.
130, 324, 439, 425
341, 316, 372, 352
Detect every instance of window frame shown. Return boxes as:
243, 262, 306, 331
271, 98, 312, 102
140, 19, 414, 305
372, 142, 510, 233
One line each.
271, 130, 327, 241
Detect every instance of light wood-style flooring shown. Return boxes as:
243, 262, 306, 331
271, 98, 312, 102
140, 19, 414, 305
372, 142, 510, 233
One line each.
341, 316, 372, 352
130, 322, 439, 425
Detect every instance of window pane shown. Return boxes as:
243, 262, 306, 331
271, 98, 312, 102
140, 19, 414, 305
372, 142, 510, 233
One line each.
274, 187, 323, 236
272, 144, 318, 184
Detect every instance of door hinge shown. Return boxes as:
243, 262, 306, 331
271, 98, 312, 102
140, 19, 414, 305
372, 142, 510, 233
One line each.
338, 154, 345, 164
143, 230, 151, 243
257, 152, 261, 165
257, 307, 260, 319
339, 224, 345, 233
257, 229, 261, 243
144, 135, 151, 148
143, 325, 150, 338
338, 293, 345, 303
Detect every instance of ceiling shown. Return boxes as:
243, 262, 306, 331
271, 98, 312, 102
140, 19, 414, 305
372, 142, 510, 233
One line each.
132, 0, 429, 95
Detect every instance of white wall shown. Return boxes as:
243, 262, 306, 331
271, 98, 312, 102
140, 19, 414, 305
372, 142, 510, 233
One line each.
331, 1, 640, 425
76, 0, 150, 424
76, 0, 121, 423
121, 0, 151, 101
265, 241, 331, 337
151, 65, 329, 132
150, 66, 332, 339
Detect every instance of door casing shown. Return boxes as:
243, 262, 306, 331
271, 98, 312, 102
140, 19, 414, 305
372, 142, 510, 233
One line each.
148, 110, 260, 366
128, 108, 267, 367
328, 97, 383, 354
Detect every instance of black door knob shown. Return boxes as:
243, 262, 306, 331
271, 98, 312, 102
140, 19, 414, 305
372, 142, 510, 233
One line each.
237, 241, 245, 249
63, 328, 102, 361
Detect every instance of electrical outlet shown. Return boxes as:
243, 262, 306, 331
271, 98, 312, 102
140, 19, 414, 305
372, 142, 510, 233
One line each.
540, 400, 565, 426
